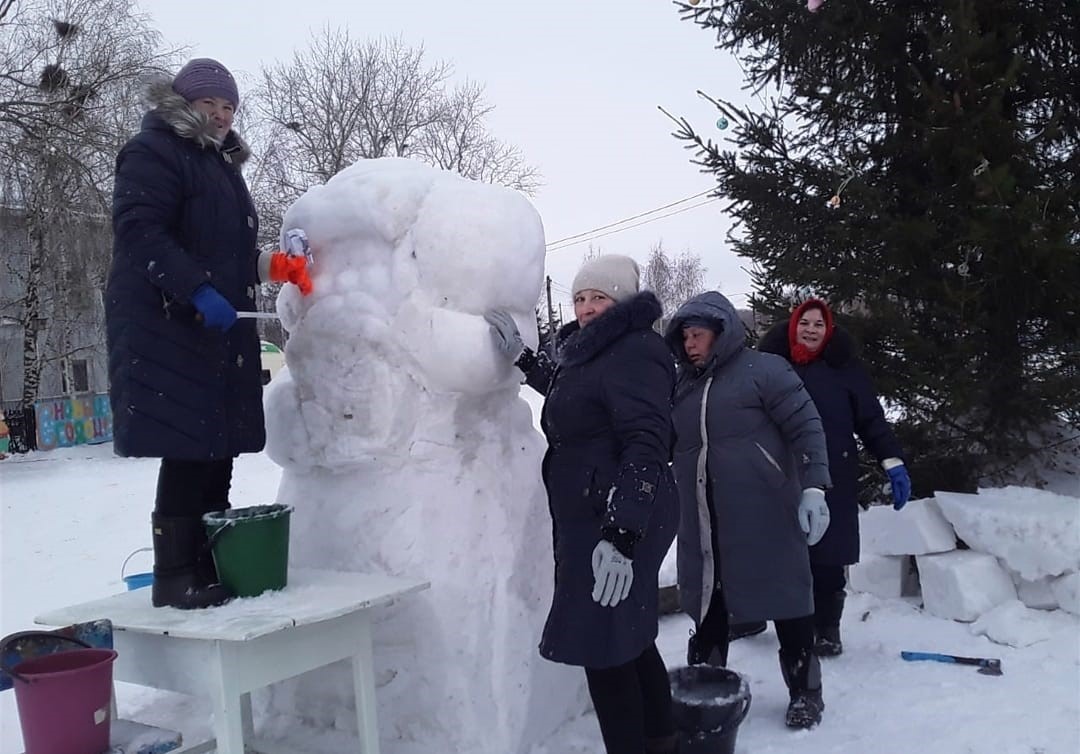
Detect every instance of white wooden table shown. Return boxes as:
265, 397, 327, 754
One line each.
35, 569, 429, 754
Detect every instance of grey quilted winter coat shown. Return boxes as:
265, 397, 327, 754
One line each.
666, 292, 831, 625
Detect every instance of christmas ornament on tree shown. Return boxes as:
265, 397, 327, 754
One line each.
807, 0, 825, 12
716, 117, 729, 130
827, 194, 841, 209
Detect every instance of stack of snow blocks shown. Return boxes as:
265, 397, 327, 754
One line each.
851, 489, 1080, 624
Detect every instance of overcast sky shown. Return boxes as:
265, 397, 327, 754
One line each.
135, 0, 759, 313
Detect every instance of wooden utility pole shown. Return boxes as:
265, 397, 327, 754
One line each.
545, 276, 556, 334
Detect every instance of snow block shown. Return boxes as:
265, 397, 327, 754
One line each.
860, 498, 956, 556
916, 550, 1017, 622
935, 488, 1080, 581
1014, 576, 1059, 611
659, 538, 677, 589
1050, 573, 1080, 616
970, 599, 1079, 648
849, 554, 919, 599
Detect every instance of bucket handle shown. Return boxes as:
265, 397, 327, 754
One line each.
731, 687, 752, 728
121, 547, 153, 581
0, 631, 92, 684
205, 518, 238, 549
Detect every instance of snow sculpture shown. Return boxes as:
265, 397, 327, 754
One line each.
262, 158, 586, 753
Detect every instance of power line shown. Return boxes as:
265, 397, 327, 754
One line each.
545, 189, 715, 249
546, 198, 720, 253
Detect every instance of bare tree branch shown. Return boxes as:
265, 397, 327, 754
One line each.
246, 28, 540, 235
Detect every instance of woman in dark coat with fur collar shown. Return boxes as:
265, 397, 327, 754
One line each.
758, 299, 911, 656
485, 255, 679, 754
106, 59, 310, 610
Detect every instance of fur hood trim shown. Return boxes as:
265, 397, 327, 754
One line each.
141, 75, 251, 163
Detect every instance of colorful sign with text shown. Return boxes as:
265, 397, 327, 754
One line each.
35, 394, 113, 450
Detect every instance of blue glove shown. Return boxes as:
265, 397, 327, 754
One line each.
191, 284, 237, 332
887, 464, 912, 510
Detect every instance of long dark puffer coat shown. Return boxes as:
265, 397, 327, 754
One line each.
523, 291, 678, 668
106, 79, 265, 460
666, 292, 831, 625
758, 318, 904, 565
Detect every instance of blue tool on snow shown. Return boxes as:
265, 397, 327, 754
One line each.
900, 651, 1002, 676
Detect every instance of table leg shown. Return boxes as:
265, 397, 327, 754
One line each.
241, 693, 255, 739
351, 618, 380, 754
209, 644, 247, 754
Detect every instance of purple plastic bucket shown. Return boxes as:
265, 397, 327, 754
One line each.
12, 648, 117, 754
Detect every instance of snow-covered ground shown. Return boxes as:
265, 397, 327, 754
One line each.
2, 433, 1078, 753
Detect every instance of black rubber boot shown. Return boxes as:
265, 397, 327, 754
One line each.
813, 591, 846, 657
687, 629, 728, 667
729, 620, 768, 641
151, 513, 232, 609
645, 732, 679, 753
194, 505, 229, 587
779, 648, 824, 729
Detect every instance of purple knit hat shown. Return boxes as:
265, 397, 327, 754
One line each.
172, 58, 240, 107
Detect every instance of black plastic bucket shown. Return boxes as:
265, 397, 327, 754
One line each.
670, 666, 752, 754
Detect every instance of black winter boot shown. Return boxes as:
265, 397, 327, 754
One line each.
729, 620, 768, 641
194, 505, 229, 587
645, 733, 679, 753
151, 513, 232, 609
687, 629, 728, 667
779, 648, 824, 729
813, 590, 846, 657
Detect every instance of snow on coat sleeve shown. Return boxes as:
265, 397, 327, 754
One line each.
761, 356, 832, 490
847, 359, 905, 463
599, 334, 676, 537
520, 347, 557, 395
112, 138, 210, 301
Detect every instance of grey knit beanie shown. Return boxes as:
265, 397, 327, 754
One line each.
172, 58, 240, 107
571, 254, 640, 303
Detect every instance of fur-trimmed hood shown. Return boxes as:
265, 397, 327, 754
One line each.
555, 291, 663, 367
758, 319, 857, 367
141, 75, 251, 164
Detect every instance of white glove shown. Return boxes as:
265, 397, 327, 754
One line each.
591, 540, 633, 608
798, 488, 830, 546
483, 310, 525, 362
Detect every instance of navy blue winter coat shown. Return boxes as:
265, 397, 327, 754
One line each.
758, 321, 904, 565
106, 80, 265, 460
522, 292, 678, 668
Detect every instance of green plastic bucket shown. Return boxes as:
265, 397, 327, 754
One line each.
203, 505, 293, 598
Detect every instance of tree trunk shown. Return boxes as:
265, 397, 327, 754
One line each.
20, 210, 45, 406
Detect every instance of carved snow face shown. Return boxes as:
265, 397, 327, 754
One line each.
264, 158, 546, 469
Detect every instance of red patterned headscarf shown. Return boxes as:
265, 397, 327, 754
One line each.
788, 298, 835, 365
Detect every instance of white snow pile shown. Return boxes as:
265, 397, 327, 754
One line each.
851, 486, 1080, 648
260, 158, 586, 754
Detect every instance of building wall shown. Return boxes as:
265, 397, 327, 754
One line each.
0, 205, 110, 404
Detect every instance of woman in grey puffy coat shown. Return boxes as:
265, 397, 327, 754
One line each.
665, 291, 832, 729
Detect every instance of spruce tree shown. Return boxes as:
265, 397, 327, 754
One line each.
671, 0, 1080, 492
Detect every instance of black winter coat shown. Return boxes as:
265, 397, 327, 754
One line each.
106, 80, 265, 460
523, 292, 678, 668
758, 323, 904, 565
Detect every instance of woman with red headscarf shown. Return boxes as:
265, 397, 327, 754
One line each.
756, 299, 911, 656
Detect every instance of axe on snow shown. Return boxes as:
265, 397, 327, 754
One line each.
901, 651, 1003, 676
